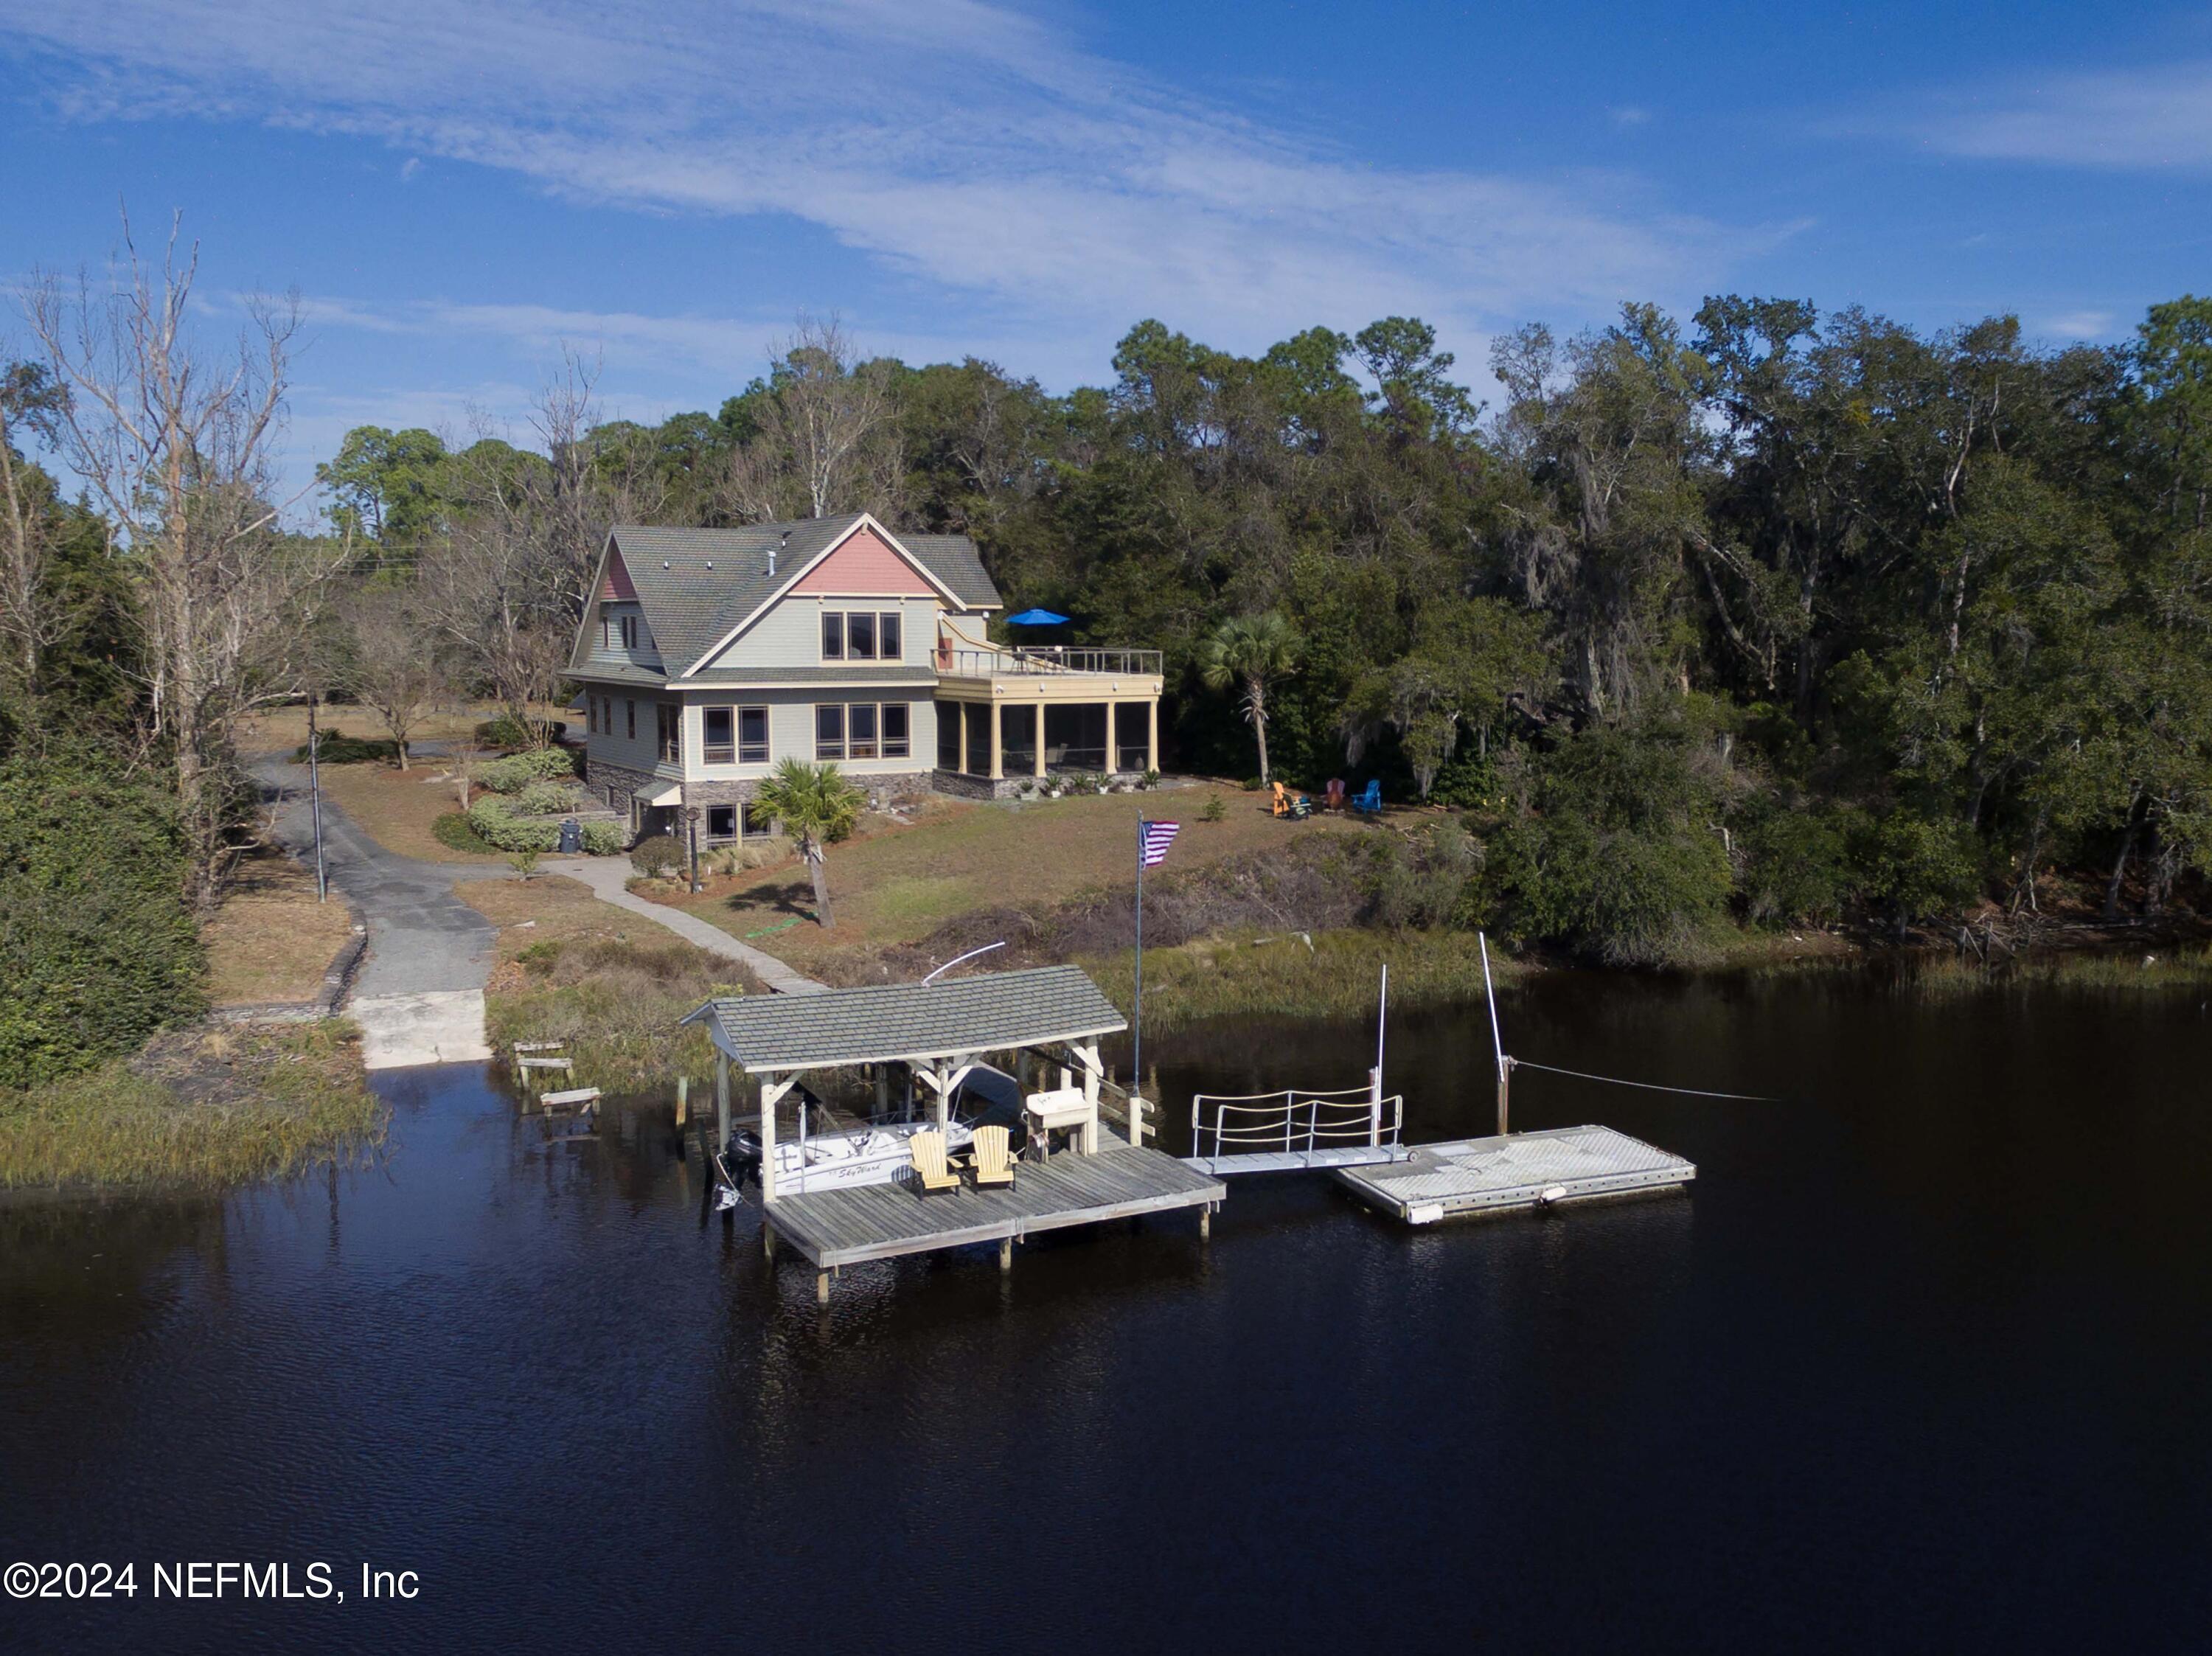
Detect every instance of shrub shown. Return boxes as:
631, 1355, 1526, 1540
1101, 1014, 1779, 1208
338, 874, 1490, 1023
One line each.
1742, 806, 1860, 928
293, 728, 398, 765
1850, 810, 1984, 934
1240, 776, 1263, 791
579, 822, 621, 856
475, 714, 566, 750
1484, 723, 1733, 967
514, 778, 585, 816
464, 793, 560, 854
1140, 768, 1161, 789
1200, 793, 1227, 823
474, 748, 579, 793
630, 835, 686, 876
0, 752, 206, 1088
508, 850, 540, 879
432, 812, 497, 855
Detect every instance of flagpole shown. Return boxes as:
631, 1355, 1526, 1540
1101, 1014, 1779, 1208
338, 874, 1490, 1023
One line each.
1133, 813, 1145, 1096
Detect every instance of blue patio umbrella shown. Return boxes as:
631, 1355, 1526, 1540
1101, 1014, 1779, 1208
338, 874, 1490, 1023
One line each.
1005, 608, 1069, 625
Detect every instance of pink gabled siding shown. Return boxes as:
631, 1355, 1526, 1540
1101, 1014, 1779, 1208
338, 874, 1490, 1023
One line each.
602, 547, 638, 601
788, 527, 934, 596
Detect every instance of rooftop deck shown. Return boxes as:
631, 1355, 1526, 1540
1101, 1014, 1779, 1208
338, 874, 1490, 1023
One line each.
1332, 1124, 1694, 1224
765, 1144, 1223, 1270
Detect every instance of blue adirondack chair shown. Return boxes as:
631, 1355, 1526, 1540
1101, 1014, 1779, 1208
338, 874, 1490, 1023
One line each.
1351, 779, 1382, 815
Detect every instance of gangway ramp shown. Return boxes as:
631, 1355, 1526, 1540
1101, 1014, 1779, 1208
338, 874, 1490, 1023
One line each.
1180, 1086, 1406, 1177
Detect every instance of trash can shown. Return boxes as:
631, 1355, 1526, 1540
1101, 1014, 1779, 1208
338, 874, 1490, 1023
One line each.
557, 818, 582, 855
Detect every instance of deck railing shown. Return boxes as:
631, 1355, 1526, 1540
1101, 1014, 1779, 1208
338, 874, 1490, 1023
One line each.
1189, 1086, 1404, 1163
936, 645, 1164, 679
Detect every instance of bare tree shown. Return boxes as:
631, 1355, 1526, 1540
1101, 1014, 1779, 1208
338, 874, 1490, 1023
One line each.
0, 358, 67, 712
335, 582, 448, 769
24, 215, 341, 908
720, 316, 901, 521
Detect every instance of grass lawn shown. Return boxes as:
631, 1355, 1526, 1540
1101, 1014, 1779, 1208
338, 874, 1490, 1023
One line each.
459, 874, 764, 1093
203, 849, 360, 1006
641, 783, 1368, 973
314, 759, 509, 865
237, 698, 570, 755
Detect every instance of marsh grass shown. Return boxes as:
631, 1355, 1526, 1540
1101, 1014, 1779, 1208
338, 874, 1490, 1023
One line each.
1897, 944, 2212, 1001
484, 936, 763, 1093
0, 1022, 384, 1189
1082, 927, 1523, 1032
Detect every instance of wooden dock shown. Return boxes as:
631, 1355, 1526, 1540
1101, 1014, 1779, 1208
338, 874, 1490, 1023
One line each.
1332, 1124, 1693, 1224
765, 1145, 1224, 1274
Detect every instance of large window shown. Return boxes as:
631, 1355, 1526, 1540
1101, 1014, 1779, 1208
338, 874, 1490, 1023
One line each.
656, 703, 680, 762
818, 701, 911, 763
738, 706, 768, 764
701, 704, 768, 765
819, 610, 905, 663
625, 699, 636, 740
703, 706, 734, 765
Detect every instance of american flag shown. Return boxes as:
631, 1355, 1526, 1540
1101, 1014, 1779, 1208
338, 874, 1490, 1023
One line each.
1139, 820, 1180, 868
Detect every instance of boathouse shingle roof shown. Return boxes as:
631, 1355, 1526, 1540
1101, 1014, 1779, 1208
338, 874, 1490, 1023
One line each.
683, 966, 1126, 1072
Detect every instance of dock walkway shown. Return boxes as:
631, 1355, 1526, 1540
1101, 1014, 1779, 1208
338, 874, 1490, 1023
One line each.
1332, 1124, 1694, 1224
766, 1145, 1223, 1270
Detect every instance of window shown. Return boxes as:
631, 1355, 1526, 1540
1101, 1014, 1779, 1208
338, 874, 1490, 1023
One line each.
849, 703, 878, 759
707, 805, 737, 842
815, 703, 845, 760
819, 609, 905, 662
625, 699, 636, 740
882, 702, 909, 758
740, 803, 771, 838
703, 707, 734, 765
738, 706, 768, 764
619, 613, 639, 650
657, 703, 680, 762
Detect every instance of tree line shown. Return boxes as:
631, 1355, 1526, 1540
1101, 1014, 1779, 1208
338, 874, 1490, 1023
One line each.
7, 218, 2211, 968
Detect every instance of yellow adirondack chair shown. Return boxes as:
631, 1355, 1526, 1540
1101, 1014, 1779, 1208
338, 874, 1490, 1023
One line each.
909, 1130, 961, 1194
967, 1125, 1016, 1188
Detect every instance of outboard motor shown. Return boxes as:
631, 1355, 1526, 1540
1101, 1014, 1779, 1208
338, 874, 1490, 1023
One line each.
726, 1127, 762, 1192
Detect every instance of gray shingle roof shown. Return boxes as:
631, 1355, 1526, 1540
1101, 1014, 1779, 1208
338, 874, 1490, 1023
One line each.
684, 965, 1126, 1072
579, 517, 1001, 679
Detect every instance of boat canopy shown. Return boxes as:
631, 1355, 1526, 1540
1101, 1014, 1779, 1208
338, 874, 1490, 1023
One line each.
681, 965, 1126, 1076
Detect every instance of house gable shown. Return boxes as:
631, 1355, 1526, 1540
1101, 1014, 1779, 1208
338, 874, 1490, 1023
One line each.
602, 546, 639, 602
787, 526, 936, 597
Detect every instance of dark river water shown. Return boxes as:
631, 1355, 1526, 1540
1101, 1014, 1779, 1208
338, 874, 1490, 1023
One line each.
4, 970, 2211, 1653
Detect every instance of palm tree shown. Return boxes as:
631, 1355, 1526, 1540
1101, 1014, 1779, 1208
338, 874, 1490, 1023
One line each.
751, 757, 867, 928
1198, 611, 1300, 782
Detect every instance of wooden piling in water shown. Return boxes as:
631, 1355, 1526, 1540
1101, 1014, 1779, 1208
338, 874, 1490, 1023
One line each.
675, 1074, 688, 1127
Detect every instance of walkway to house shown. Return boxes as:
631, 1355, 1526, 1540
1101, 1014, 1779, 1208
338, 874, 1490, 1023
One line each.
540, 857, 826, 995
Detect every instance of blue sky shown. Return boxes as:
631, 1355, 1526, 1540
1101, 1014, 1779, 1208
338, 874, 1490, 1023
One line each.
4, 0, 2211, 500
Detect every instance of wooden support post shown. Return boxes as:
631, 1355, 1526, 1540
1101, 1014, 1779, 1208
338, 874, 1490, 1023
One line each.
675, 1074, 689, 1128
999, 1238, 1013, 1273
989, 701, 1004, 781
1497, 1057, 1511, 1138
762, 1223, 777, 1261
714, 1053, 730, 1150
874, 1065, 888, 1114
1146, 698, 1158, 775
759, 1076, 793, 1203
1033, 710, 1048, 779
816, 1271, 830, 1306
1074, 1043, 1102, 1154
1200, 1206, 1211, 1241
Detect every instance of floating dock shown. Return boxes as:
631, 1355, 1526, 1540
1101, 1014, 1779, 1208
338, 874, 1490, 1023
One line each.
765, 1144, 1223, 1270
1332, 1124, 1694, 1224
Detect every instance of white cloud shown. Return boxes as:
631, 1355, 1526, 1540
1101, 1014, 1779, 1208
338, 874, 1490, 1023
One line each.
1902, 59, 2212, 170
2036, 309, 2117, 340
0, 0, 1754, 350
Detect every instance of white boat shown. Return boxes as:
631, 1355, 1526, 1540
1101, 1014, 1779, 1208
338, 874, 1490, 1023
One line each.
771, 1117, 976, 1194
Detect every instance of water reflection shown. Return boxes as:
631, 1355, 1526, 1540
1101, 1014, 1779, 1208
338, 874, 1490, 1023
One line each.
4, 974, 2212, 1652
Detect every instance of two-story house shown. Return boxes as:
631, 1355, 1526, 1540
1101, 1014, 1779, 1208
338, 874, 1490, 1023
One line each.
568, 513, 1165, 844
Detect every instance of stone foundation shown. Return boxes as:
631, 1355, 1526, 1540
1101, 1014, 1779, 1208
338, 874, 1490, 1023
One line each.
586, 757, 934, 841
